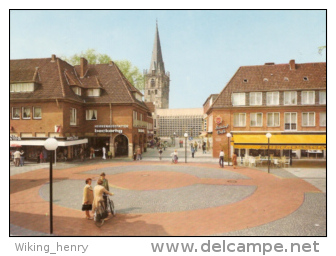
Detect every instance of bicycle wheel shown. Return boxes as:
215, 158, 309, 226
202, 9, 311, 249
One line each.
109, 199, 116, 216
94, 206, 105, 227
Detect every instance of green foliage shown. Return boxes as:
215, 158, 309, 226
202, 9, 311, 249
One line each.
63, 49, 144, 91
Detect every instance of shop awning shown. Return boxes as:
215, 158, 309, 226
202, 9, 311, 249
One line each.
232, 134, 326, 150
10, 139, 88, 147
200, 132, 208, 137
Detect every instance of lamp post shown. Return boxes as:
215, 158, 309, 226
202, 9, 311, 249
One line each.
266, 133, 272, 173
226, 132, 232, 166
184, 132, 188, 163
44, 138, 58, 234
173, 132, 176, 146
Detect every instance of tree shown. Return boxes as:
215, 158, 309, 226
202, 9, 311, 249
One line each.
63, 49, 144, 91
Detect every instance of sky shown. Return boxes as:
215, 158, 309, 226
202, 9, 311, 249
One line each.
10, 10, 326, 109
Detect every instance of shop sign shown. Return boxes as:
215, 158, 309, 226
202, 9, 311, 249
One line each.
67, 136, 79, 141
138, 129, 145, 133
215, 116, 222, 125
94, 124, 128, 134
10, 135, 21, 141
216, 124, 229, 135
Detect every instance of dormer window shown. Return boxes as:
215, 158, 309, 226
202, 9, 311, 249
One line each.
87, 89, 100, 97
133, 92, 143, 101
72, 87, 82, 96
10, 83, 35, 92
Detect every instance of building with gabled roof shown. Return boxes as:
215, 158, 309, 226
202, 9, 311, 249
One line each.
207, 60, 326, 161
10, 55, 152, 160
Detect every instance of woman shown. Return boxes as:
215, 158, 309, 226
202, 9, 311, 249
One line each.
232, 152, 238, 169
82, 178, 94, 220
92, 179, 113, 213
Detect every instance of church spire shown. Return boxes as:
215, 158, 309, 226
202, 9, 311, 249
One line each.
149, 21, 165, 74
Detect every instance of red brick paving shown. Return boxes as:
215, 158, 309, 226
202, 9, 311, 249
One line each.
10, 162, 321, 236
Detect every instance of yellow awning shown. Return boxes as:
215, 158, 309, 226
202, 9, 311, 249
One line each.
232, 134, 326, 150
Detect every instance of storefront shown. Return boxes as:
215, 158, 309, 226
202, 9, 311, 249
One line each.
10, 135, 88, 162
231, 133, 326, 159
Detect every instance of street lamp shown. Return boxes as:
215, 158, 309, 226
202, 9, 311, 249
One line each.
226, 132, 232, 166
266, 133, 272, 173
184, 132, 188, 163
44, 137, 58, 234
173, 132, 176, 146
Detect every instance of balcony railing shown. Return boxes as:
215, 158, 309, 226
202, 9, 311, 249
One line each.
133, 119, 148, 128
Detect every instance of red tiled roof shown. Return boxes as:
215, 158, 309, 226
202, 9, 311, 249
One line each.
212, 60, 326, 108
10, 56, 149, 111
144, 102, 155, 113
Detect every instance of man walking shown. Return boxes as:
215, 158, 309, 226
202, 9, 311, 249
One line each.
219, 149, 224, 168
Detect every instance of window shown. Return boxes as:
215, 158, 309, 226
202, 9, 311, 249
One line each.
86, 110, 97, 120
250, 92, 262, 106
301, 91, 315, 105
72, 87, 82, 96
302, 112, 315, 126
12, 107, 20, 119
319, 90, 326, 104
87, 89, 100, 97
10, 83, 34, 92
148, 90, 150, 95
267, 113, 280, 127
232, 93, 246, 106
70, 108, 77, 126
155, 89, 157, 95
284, 112, 297, 131
284, 91, 297, 105
140, 113, 143, 121
266, 92, 279, 105
320, 112, 326, 127
250, 113, 263, 127
33, 107, 42, 119
133, 111, 137, 120
151, 79, 155, 87
233, 113, 246, 127
22, 107, 31, 119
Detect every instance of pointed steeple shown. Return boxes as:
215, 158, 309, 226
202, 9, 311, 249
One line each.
149, 20, 165, 74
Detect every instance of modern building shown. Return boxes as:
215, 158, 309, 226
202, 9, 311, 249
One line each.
156, 108, 204, 138
207, 60, 326, 160
10, 55, 152, 160
144, 22, 170, 109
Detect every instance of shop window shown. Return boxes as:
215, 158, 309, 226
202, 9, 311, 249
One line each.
86, 110, 97, 120
70, 108, 77, 126
319, 90, 326, 104
232, 93, 245, 106
22, 107, 31, 119
320, 112, 326, 127
302, 91, 315, 105
12, 107, 20, 119
33, 107, 42, 119
266, 92, 279, 105
250, 113, 263, 127
284, 91, 297, 105
284, 112, 297, 131
250, 92, 262, 106
302, 112, 315, 127
233, 113, 246, 127
267, 112, 280, 127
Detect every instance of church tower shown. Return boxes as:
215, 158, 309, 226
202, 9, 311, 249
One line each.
144, 21, 170, 109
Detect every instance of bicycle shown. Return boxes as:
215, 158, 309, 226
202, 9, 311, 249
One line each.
94, 195, 116, 227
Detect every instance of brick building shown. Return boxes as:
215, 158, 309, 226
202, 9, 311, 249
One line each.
207, 60, 326, 160
10, 55, 152, 160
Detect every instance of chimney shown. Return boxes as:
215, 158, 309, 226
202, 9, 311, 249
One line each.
289, 59, 296, 70
51, 54, 56, 62
109, 60, 113, 66
80, 57, 88, 78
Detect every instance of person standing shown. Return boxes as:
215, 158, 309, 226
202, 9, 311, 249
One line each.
136, 147, 142, 160
82, 178, 94, 220
191, 146, 195, 158
219, 149, 224, 168
19, 150, 25, 166
92, 179, 113, 213
102, 146, 106, 160
39, 151, 44, 164
80, 147, 84, 161
159, 147, 163, 160
202, 143, 206, 154
173, 149, 178, 164
13, 149, 22, 167
232, 152, 238, 169
100, 172, 109, 209
90, 147, 95, 159
194, 141, 198, 152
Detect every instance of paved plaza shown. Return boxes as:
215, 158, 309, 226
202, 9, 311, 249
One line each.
10, 146, 326, 236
